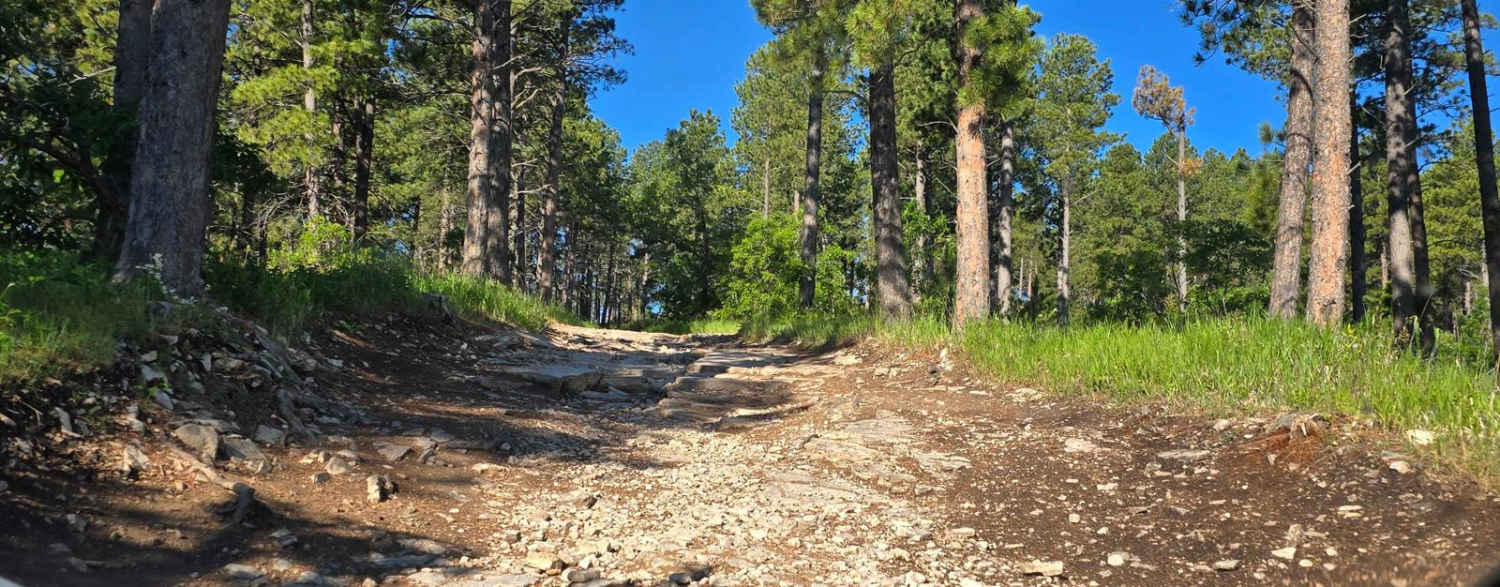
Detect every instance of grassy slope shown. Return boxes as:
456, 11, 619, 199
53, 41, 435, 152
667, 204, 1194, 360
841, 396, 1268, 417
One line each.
0, 252, 578, 383
733, 312, 1500, 482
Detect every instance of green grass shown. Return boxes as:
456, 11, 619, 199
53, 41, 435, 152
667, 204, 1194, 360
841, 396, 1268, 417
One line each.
0, 250, 580, 384
411, 271, 581, 331
739, 310, 1500, 482
627, 317, 742, 335
739, 312, 876, 348
0, 251, 166, 382
945, 317, 1500, 481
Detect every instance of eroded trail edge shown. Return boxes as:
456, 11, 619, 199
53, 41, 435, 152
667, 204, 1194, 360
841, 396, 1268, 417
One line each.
2, 320, 1498, 586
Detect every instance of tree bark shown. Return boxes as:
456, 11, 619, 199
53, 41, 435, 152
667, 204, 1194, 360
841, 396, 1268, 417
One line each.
1057, 179, 1073, 327
1384, 0, 1421, 348
540, 33, 566, 300
1269, 1, 1315, 319
952, 0, 990, 328
461, 0, 496, 277
869, 64, 912, 320
1305, 0, 1352, 328
799, 44, 827, 309
1406, 100, 1435, 355
113, 0, 231, 296
638, 249, 652, 318
352, 96, 373, 239
914, 146, 935, 297
94, 0, 152, 261
487, 0, 514, 285
1349, 92, 1366, 323
762, 158, 771, 219
438, 190, 454, 271
1460, 0, 1500, 369
995, 119, 1016, 315
302, 0, 322, 218
1175, 126, 1189, 308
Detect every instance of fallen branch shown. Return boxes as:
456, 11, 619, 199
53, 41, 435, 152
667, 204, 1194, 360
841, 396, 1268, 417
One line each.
166, 446, 259, 526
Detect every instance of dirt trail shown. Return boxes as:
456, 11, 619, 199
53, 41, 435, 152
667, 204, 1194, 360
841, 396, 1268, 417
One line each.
3, 320, 1499, 586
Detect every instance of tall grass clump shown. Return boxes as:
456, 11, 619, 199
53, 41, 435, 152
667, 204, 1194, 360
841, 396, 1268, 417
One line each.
410, 271, 580, 331
950, 316, 1500, 478
739, 311, 876, 348
0, 251, 165, 381
628, 317, 741, 335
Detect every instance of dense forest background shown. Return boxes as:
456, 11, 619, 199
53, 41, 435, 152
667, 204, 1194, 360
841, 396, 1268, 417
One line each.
2, 0, 1500, 372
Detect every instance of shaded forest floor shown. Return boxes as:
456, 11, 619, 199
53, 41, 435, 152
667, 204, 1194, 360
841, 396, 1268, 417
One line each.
2, 313, 1499, 586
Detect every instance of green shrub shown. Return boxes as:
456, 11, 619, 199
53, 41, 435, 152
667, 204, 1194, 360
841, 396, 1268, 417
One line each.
717, 214, 864, 323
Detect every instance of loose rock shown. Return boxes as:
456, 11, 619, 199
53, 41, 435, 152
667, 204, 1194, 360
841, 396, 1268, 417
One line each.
173, 424, 220, 462
1212, 559, 1241, 571
1020, 560, 1064, 577
366, 475, 394, 503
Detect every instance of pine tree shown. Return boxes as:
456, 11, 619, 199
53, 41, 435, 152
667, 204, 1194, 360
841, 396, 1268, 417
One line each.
113, 0, 233, 295
1460, 0, 1500, 368
1306, 0, 1353, 327
1131, 65, 1195, 310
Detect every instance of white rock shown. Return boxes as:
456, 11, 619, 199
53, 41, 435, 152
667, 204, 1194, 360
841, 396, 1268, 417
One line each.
1405, 429, 1435, 446
1063, 438, 1099, 453
1212, 559, 1241, 571
1019, 560, 1064, 577
1271, 547, 1296, 560
1156, 449, 1212, 462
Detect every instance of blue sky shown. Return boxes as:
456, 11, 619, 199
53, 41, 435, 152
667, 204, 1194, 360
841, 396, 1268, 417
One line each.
589, 0, 1500, 158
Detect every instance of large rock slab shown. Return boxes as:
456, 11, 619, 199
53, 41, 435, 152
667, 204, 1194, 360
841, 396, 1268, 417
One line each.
494, 363, 603, 394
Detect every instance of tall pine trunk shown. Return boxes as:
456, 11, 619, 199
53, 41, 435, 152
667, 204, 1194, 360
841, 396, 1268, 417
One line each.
1385, 0, 1423, 349
461, 0, 496, 277
1057, 179, 1073, 327
914, 146, 935, 297
1269, 1, 1315, 318
1306, 0, 1353, 327
952, 0, 990, 328
869, 64, 912, 320
438, 190, 454, 271
94, 0, 152, 261
302, 0, 322, 218
487, 0, 514, 285
995, 119, 1016, 315
540, 46, 565, 300
1460, 0, 1500, 369
352, 96, 374, 239
799, 45, 827, 309
113, 0, 231, 296
1349, 92, 1366, 323
1175, 125, 1189, 308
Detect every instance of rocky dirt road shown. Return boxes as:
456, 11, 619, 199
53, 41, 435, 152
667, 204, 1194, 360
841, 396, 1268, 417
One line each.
3, 319, 1499, 586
